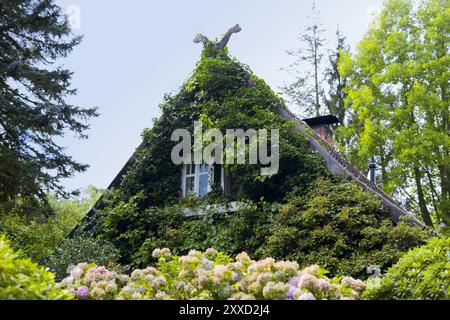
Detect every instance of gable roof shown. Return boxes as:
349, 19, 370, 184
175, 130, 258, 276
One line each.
72, 103, 425, 236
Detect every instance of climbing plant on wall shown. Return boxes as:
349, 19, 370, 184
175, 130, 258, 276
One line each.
72, 43, 428, 277
73, 44, 328, 263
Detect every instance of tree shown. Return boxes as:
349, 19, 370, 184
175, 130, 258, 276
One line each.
323, 29, 353, 150
0, 186, 102, 262
339, 0, 450, 226
0, 0, 97, 206
282, 1, 326, 117
324, 29, 349, 124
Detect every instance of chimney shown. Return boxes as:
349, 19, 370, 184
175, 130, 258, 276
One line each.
303, 115, 340, 144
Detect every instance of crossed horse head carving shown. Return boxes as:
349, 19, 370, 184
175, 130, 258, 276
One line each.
194, 24, 242, 50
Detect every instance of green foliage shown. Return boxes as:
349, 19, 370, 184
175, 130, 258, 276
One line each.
338, 0, 450, 226
0, 186, 101, 262
45, 236, 121, 280
324, 30, 350, 125
0, 235, 72, 300
130, 199, 280, 268
0, 0, 98, 205
62, 248, 366, 300
264, 178, 430, 279
364, 237, 450, 300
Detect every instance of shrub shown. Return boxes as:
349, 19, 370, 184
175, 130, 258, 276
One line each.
130, 199, 279, 268
264, 179, 430, 279
0, 186, 101, 262
0, 235, 72, 300
363, 237, 450, 300
62, 248, 365, 300
45, 236, 121, 280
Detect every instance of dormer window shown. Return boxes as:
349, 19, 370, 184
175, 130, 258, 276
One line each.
182, 164, 225, 197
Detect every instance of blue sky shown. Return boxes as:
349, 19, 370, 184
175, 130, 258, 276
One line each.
54, 0, 383, 192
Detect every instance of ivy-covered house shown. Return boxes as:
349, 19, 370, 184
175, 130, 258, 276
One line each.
72, 26, 427, 277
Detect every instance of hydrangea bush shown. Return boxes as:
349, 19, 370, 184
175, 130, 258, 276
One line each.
62, 263, 128, 300
63, 248, 365, 300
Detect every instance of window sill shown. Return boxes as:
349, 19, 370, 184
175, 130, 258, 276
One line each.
182, 201, 238, 217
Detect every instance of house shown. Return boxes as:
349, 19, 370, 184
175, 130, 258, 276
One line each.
72, 26, 424, 236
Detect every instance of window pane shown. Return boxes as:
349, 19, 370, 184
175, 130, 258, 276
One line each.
198, 174, 208, 197
185, 164, 196, 176
200, 164, 209, 173
187, 164, 196, 175
185, 176, 195, 194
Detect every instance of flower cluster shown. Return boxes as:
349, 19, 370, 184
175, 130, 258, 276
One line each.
63, 263, 128, 300
62, 249, 365, 300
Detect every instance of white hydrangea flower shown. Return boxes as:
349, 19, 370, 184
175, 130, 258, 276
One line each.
297, 292, 316, 300
303, 265, 319, 276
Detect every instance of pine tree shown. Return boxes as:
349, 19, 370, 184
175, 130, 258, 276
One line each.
324, 29, 349, 124
282, 1, 326, 117
0, 0, 98, 206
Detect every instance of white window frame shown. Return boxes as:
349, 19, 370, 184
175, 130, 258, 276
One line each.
181, 164, 224, 197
